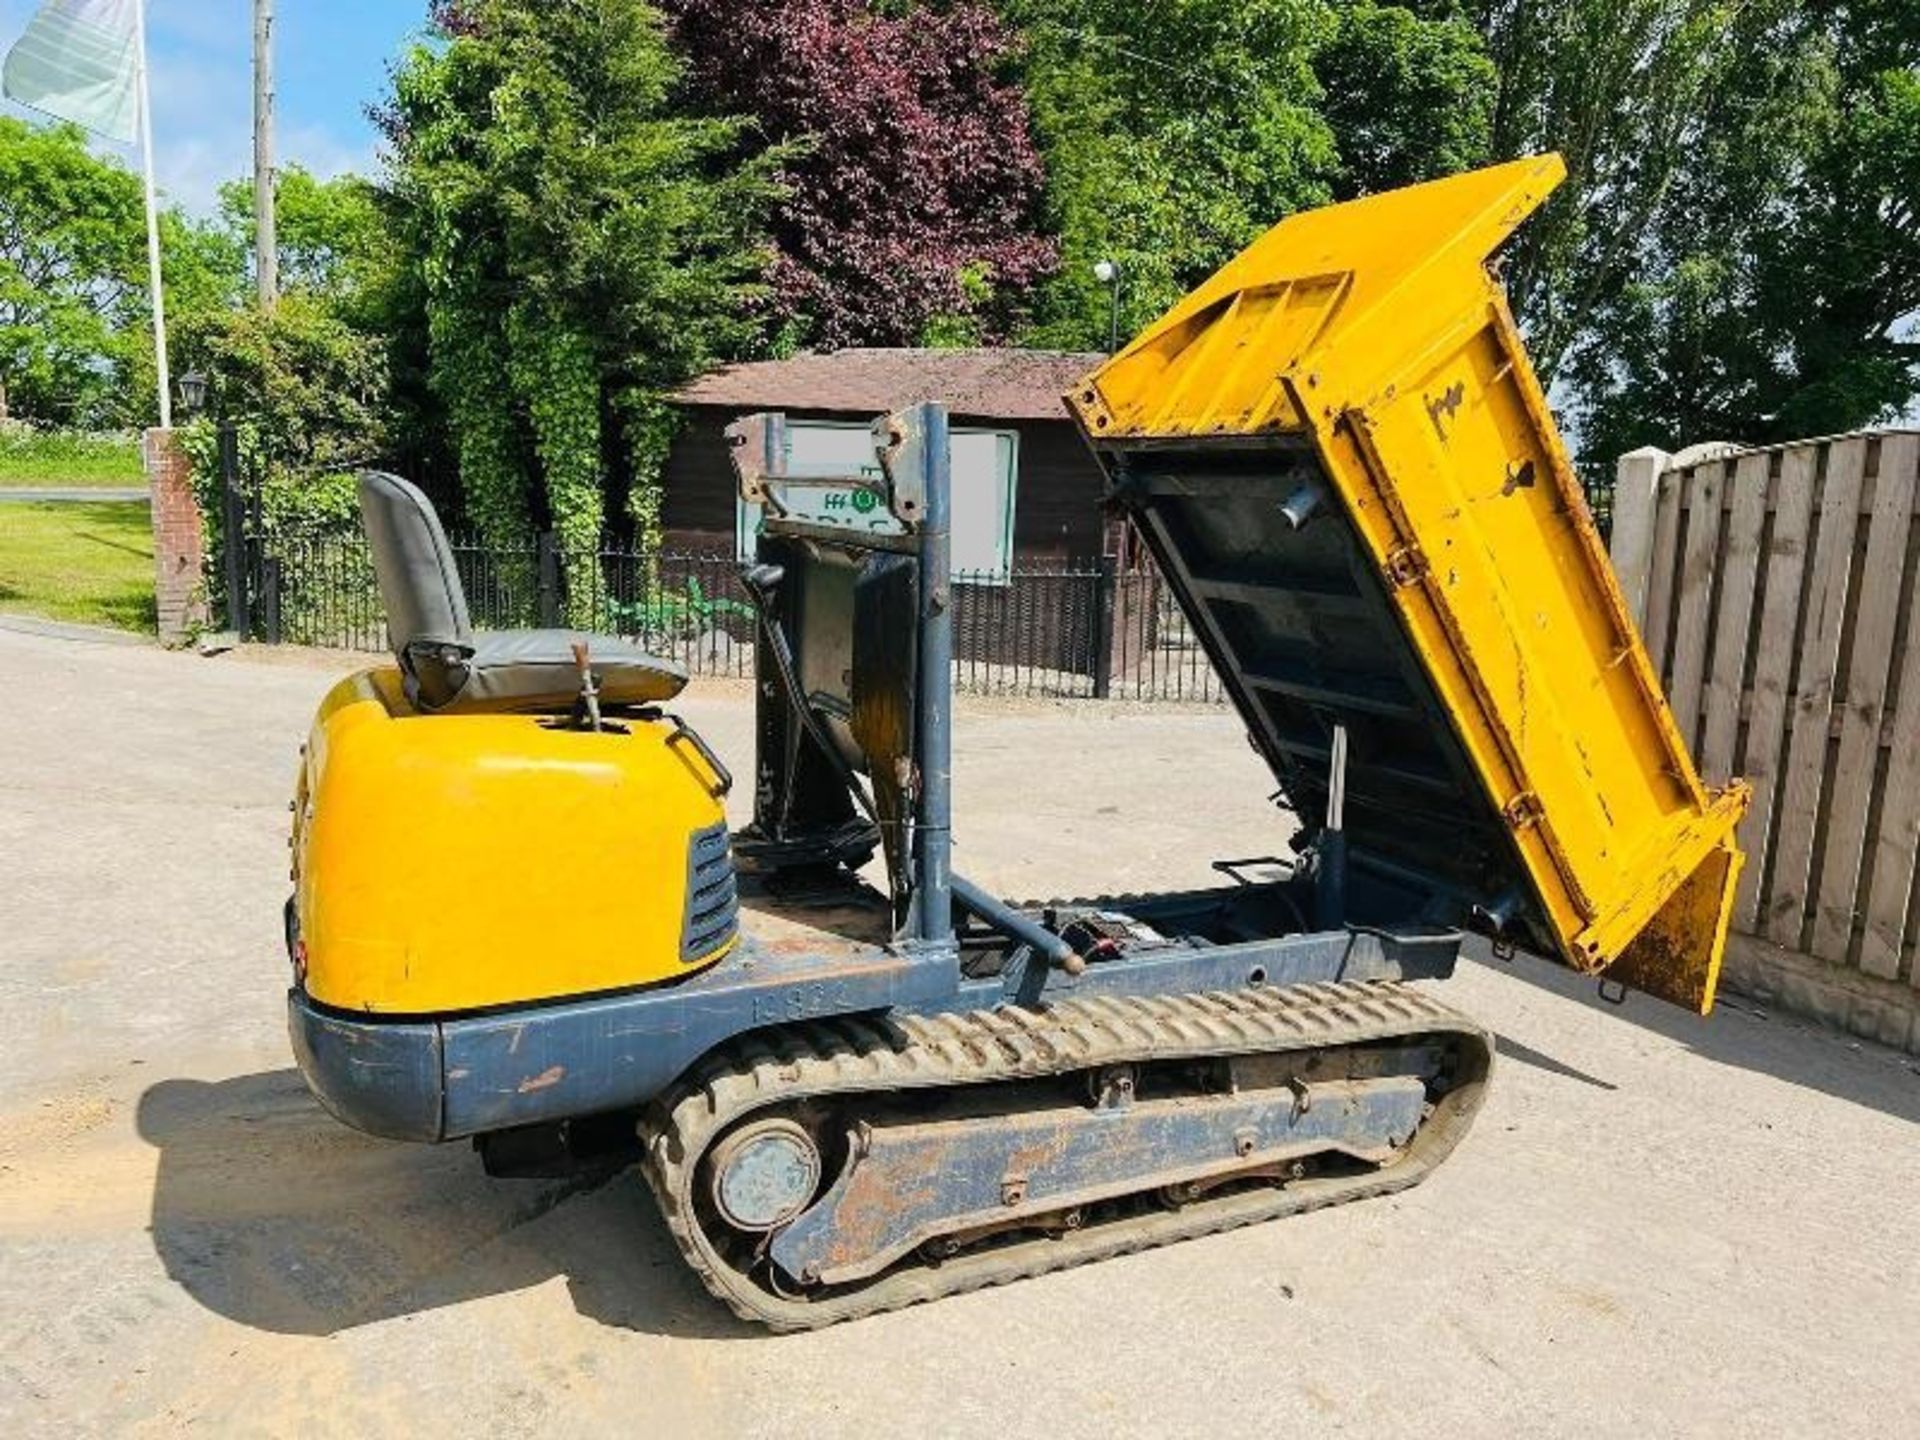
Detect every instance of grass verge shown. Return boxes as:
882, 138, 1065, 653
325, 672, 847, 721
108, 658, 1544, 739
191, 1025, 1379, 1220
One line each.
0, 501, 157, 632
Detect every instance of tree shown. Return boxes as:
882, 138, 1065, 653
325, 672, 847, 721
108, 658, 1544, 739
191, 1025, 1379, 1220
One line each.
383, 0, 784, 600
1560, 0, 1920, 463
217, 166, 395, 323
1005, 1, 1497, 352
1469, 0, 1789, 383
1755, 48, 1919, 435
0, 118, 147, 424
174, 294, 387, 476
1315, 2, 1496, 197
662, 0, 1056, 350
173, 294, 391, 601
0, 117, 243, 426
1007, 0, 1334, 351
194, 165, 408, 516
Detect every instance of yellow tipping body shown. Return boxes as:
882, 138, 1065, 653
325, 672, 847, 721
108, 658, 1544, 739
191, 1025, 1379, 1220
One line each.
292, 667, 733, 1015
1068, 155, 1749, 1013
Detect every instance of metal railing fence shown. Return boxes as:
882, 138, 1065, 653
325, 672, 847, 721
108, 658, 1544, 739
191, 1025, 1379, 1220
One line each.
245, 530, 1229, 704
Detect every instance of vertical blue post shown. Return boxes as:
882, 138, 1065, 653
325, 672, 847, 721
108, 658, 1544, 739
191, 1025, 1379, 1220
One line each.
915, 402, 954, 943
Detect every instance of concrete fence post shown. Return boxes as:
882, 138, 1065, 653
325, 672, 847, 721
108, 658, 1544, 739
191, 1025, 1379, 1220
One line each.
1609, 446, 1669, 631
142, 428, 209, 645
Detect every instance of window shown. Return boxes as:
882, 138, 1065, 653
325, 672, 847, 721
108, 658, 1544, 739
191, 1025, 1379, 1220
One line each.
735, 421, 1018, 584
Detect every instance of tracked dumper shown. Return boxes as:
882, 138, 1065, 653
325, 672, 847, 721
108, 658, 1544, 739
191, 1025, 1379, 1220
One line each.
285, 157, 1747, 1330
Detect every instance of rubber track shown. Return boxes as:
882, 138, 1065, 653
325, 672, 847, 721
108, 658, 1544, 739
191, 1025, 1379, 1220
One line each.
642, 979, 1491, 1331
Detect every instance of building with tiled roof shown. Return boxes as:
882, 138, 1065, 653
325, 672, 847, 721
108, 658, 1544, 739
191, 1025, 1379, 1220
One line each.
672, 347, 1104, 423
662, 347, 1114, 565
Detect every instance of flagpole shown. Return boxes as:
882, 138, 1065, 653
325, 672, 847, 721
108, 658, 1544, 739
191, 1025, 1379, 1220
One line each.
133, 0, 170, 428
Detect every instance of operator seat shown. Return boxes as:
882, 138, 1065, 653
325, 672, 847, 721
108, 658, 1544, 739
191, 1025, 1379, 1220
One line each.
358, 470, 689, 714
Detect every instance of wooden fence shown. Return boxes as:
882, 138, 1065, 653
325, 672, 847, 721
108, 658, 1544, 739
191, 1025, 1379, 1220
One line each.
1610, 430, 1920, 1053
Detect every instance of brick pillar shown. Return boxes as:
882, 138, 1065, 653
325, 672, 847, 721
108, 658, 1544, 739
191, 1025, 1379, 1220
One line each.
143, 428, 208, 645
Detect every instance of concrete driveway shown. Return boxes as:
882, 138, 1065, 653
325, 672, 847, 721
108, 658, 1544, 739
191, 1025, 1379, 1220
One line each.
1, 627, 1916, 1437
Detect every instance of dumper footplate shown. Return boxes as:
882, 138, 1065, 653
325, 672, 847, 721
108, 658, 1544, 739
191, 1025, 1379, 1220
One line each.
643, 979, 1489, 1330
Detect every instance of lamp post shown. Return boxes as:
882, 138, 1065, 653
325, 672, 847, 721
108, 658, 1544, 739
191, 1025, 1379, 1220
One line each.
1093, 258, 1121, 355
177, 369, 208, 419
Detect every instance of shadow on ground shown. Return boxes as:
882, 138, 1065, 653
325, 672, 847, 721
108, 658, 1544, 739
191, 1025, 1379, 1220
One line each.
70, 525, 152, 559
1473, 941, 1920, 1125
136, 1070, 754, 1341
1494, 1035, 1617, 1090
139, 960, 1918, 1343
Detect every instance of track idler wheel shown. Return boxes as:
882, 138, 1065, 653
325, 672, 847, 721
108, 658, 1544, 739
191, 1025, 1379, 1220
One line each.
705, 1117, 824, 1234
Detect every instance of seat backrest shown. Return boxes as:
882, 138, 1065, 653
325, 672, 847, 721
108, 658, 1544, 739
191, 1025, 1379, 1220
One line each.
359, 471, 475, 709
359, 470, 472, 652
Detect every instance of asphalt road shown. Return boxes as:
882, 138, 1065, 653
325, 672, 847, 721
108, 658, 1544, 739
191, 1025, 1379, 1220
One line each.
1, 628, 1916, 1437
0, 488, 148, 502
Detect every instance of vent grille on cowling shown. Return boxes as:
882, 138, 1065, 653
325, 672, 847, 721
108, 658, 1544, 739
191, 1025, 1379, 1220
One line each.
681, 820, 738, 962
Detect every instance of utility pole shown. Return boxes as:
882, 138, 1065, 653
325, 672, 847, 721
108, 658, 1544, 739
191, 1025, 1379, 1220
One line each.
253, 0, 277, 310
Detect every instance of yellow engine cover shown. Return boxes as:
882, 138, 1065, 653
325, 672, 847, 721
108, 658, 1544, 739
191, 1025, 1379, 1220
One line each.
292, 667, 734, 1015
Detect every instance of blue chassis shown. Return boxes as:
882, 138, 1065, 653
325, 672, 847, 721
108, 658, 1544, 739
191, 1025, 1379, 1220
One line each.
288, 913, 1460, 1143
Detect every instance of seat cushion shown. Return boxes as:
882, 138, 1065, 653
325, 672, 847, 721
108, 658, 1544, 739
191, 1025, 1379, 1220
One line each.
421, 630, 689, 714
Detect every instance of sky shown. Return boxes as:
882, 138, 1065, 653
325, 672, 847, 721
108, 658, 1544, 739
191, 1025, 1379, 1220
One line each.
0, 0, 414, 214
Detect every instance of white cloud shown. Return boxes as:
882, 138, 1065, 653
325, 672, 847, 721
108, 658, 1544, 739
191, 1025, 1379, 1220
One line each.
2, 0, 377, 215
142, 43, 249, 211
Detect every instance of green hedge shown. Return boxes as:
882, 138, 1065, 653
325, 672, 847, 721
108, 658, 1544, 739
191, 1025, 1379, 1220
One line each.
0, 422, 143, 485
178, 419, 366, 627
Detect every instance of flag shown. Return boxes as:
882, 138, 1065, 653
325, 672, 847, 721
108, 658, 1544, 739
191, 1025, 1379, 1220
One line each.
2, 0, 140, 144
5, 0, 166, 427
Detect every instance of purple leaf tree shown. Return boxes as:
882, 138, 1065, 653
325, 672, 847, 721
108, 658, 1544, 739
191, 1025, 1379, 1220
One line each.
663, 0, 1057, 349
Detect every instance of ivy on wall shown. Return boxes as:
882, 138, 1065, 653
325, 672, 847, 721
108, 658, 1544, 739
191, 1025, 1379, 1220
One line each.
427, 300, 532, 553
508, 303, 601, 623
383, 0, 784, 617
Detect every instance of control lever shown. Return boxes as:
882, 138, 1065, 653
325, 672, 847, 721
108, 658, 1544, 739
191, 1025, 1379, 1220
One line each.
571, 641, 603, 732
